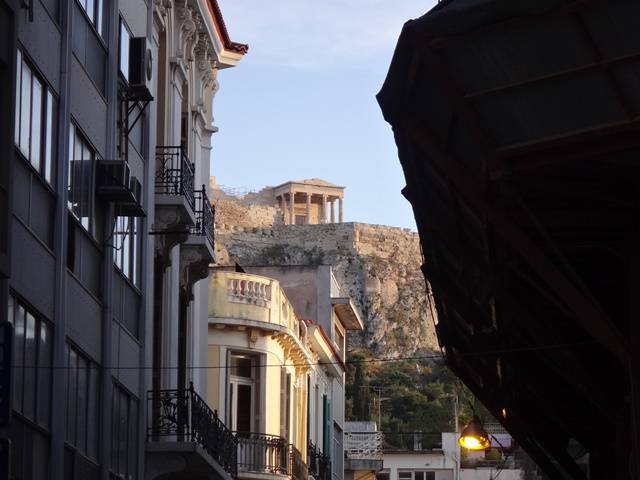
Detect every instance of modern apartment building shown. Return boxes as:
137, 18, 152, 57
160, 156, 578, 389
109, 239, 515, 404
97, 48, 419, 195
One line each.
3, 0, 245, 479
207, 265, 363, 480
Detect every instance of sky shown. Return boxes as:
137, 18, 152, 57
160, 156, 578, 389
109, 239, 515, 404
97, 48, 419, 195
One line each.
212, 1, 436, 230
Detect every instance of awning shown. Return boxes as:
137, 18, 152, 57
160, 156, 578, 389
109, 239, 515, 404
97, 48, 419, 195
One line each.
378, 0, 640, 478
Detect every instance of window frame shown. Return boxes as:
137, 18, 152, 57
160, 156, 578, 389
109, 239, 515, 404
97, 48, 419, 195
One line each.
65, 342, 101, 461
113, 216, 141, 287
7, 293, 53, 430
68, 122, 97, 236
398, 471, 435, 480
75, 0, 105, 39
332, 314, 346, 360
111, 383, 139, 479
118, 16, 131, 82
14, 48, 58, 186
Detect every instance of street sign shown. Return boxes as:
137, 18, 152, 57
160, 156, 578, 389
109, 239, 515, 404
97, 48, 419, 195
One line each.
0, 321, 13, 427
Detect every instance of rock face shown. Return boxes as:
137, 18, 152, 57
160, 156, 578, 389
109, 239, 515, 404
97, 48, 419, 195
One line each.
212, 189, 439, 356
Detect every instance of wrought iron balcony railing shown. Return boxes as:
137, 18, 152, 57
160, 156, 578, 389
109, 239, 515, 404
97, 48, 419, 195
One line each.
308, 442, 331, 480
155, 146, 195, 211
192, 186, 215, 248
148, 384, 237, 477
235, 432, 308, 479
235, 432, 289, 475
290, 444, 308, 480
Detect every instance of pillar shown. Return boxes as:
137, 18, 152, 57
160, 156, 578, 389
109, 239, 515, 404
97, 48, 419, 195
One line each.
338, 197, 343, 223
330, 199, 335, 223
289, 190, 295, 225
321, 195, 327, 224
306, 193, 312, 224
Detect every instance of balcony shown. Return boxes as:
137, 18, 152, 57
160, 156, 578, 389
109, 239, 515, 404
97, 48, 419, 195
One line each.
191, 186, 215, 250
155, 146, 197, 235
235, 432, 308, 480
209, 272, 309, 349
147, 385, 237, 480
344, 428, 383, 473
307, 442, 331, 480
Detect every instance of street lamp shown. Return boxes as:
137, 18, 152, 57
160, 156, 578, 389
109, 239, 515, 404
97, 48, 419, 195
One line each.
458, 417, 491, 450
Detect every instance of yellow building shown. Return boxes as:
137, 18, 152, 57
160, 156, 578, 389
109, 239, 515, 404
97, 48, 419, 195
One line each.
207, 267, 360, 480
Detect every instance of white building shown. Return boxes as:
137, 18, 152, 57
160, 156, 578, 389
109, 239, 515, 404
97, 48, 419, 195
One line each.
379, 432, 523, 480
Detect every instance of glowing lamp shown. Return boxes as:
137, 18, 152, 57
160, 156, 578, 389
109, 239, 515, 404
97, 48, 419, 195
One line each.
458, 417, 491, 450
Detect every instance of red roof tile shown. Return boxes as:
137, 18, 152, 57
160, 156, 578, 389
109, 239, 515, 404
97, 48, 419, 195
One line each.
207, 0, 249, 55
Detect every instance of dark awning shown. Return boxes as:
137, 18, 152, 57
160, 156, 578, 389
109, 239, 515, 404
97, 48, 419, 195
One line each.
378, 0, 640, 478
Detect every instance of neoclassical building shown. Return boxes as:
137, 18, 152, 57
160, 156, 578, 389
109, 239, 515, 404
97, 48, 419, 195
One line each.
207, 264, 362, 480
147, 1, 246, 480
273, 179, 345, 225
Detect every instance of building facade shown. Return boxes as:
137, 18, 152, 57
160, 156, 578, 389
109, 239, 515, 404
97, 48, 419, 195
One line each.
344, 421, 384, 480
4, 0, 244, 479
239, 265, 364, 480
379, 432, 522, 480
207, 265, 362, 480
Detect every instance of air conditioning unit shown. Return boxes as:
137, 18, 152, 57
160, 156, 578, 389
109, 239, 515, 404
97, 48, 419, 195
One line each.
117, 176, 146, 217
97, 160, 131, 201
129, 176, 142, 204
128, 37, 153, 102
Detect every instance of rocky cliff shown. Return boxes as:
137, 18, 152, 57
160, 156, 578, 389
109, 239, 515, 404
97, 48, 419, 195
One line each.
212, 187, 439, 356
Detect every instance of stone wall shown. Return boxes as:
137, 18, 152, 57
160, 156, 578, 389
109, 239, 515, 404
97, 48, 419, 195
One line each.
214, 216, 439, 356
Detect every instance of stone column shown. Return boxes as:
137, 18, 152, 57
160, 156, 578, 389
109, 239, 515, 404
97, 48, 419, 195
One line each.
289, 190, 295, 225
330, 199, 335, 223
306, 193, 312, 224
321, 195, 327, 224
338, 197, 344, 223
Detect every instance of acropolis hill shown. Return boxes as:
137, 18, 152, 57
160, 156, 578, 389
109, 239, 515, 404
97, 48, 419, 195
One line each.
210, 178, 439, 356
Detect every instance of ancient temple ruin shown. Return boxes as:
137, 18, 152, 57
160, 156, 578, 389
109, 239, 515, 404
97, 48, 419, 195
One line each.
272, 178, 345, 225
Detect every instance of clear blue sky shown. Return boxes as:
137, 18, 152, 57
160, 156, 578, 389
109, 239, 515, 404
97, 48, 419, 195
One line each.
212, 1, 435, 230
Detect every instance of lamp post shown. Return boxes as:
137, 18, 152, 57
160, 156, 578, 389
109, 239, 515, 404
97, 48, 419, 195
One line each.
442, 393, 460, 480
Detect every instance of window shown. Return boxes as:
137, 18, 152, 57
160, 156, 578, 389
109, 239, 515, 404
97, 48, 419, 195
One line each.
68, 123, 96, 233
65, 344, 100, 460
10, 416, 51, 480
113, 216, 141, 287
398, 472, 435, 480
228, 352, 259, 433
111, 384, 139, 479
7, 294, 52, 429
333, 318, 345, 359
118, 18, 130, 81
14, 49, 57, 185
72, 1, 107, 95
77, 0, 104, 37
279, 368, 291, 441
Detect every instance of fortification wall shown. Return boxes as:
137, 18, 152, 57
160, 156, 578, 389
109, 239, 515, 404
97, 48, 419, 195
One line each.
214, 220, 438, 355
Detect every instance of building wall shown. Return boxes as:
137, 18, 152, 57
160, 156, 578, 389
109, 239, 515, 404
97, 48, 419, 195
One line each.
9, 1, 153, 479
383, 452, 455, 480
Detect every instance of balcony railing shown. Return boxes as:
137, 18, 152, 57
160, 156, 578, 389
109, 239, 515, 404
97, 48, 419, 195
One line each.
155, 145, 195, 211
235, 432, 308, 479
382, 432, 442, 452
308, 442, 331, 480
290, 444, 308, 480
344, 431, 382, 460
148, 384, 237, 477
192, 185, 215, 248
